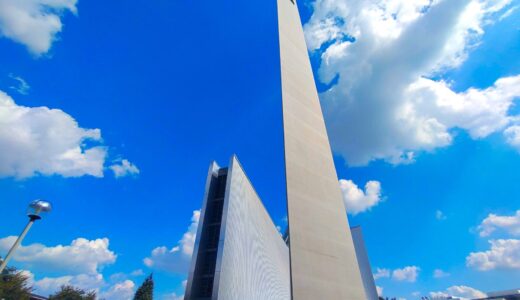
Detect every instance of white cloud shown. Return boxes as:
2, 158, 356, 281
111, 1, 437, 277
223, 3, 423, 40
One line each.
392, 266, 420, 282
436, 210, 447, 221
446, 286, 487, 299
1, 236, 136, 298
144, 210, 200, 273
163, 293, 184, 300
110, 159, 140, 178
466, 238, 520, 270
18, 269, 35, 284
467, 213, 520, 271
339, 179, 382, 214
304, 0, 519, 166
0, 236, 116, 275
99, 279, 135, 300
376, 286, 383, 297
0, 91, 104, 178
0, 90, 137, 179
407, 75, 520, 138
505, 126, 520, 152
430, 291, 450, 299
433, 269, 450, 278
447, 286, 487, 299
374, 266, 421, 282
430, 285, 487, 300
478, 210, 520, 237
9, 74, 30, 95
34, 273, 104, 296
0, 0, 77, 54
32, 273, 135, 300
373, 268, 390, 280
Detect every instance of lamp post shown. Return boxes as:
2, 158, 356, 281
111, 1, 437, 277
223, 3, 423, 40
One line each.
0, 200, 52, 273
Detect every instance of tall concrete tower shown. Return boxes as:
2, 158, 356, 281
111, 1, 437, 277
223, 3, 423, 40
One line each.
276, 0, 367, 298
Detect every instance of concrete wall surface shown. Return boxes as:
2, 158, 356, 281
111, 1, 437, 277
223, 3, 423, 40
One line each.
352, 226, 379, 300
277, 0, 367, 298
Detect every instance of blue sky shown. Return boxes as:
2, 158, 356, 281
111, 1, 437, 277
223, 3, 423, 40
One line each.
0, 0, 519, 299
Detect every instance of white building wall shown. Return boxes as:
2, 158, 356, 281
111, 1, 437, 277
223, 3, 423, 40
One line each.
276, 0, 367, 298
351, 226, 379, 300
215, 156, 291, 300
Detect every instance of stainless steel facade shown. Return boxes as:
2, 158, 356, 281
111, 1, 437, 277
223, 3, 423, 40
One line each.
276, 0, 367, 298
185, 156, 291, 300
478, 289, 520, 300
184, 156, 377, 300
184, 161, 226, 299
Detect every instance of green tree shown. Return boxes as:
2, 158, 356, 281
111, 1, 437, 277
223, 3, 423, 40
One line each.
48, 285, 96, 300
0, 265, 33, 300
133, 273, 153, 300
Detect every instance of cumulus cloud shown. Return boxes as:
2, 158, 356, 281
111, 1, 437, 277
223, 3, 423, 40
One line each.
0, 236, 116, 275
144, 210, 200, 273
99, 279, 135, 300
504, 126, 520, 151
446, 286, 486, 299
433, 269, 450, 278
0, 91, 104, 178
376, 286, 383, 297
31, 273, 135, 299
18, 269, 35, 284
0, 0, 77, 54
478, 210, 520, 237
430, 291, 450, 299
374, 266, 421, 282
467, 212, 520, 271
466, 238, 520, 270
2, 237, 136, 298
110, 159, 140, 178
373, 268, 390, 280
304, 0, 519, 165
0, 90, 137, 179
34, 273, 104, 296
339, 179, 382, 214
392, 266, 420, 282
430, 285, 487, 300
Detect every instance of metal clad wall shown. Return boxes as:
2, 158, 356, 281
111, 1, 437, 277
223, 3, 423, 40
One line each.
185, 162, 221, 300
276, 0, 367, 298
216, 156, 291, 300
351, 227, 379, 300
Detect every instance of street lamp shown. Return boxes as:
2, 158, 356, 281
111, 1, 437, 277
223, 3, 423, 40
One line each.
0, 200, 52, 273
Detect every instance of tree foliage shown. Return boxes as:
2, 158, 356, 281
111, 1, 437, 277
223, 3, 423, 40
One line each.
133, 273, 153, 300
48, 285, 96, 300
0, 264, 33, 300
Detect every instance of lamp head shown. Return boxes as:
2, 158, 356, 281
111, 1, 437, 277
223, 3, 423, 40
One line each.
27, 200, 52, 220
